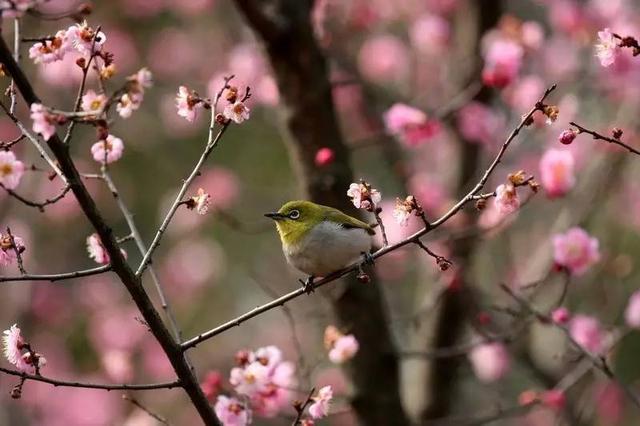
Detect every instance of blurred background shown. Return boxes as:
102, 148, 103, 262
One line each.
1, 0, 640, 424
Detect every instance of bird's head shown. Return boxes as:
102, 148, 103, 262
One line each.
265, 200, 324, 245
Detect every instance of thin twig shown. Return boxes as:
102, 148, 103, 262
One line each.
0, 264, 111, 283
181, 85, 558, 351
570, 121, 640, 156
0, 183, 71, 212
500, 283, 640, 410
9, 17, 19, 114
136, 114, 230, 277
123, 394, 170, 425
291, 387, 315, 426
5, 226, 25, 274
0, 366, 180, 391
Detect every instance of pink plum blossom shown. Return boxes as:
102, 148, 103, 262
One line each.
308, 386, 333, 419
539, 149, 575, 198
328, 334, 359, 364
314, 147, 335, 167
0, 231, 25, 267
66, 21, 107, 56
595, 28, 620, 67
468, 341, 510, 383
86, 233, 109, 264
0, 151, 24, 189
91, 135, 124, 164
481, 38, 523, 88
81, 90, 107, 113
383, 103, 441, 147
2, 324, 26, 369
552, 227, 600, 275
551, 307, 571, 325
2, 324, 45, 373
223, 101, 251, 124
28, 30, 70, 64
624, 290, 640, 328
409, 14, 450, 54
192, 188, 210, 215
569, 314, 606, 354
347, 182, 381, 210
214, 395, 250, 426
30, 103, 57, 140
358, 34, 409, 84
176, 85, 202, 122
494, 184, 520, 215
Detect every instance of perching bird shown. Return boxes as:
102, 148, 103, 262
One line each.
265, 200, 375, 292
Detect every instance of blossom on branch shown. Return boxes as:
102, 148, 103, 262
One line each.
0, 231, 25, 267
347, 181, 381, 211
494, 183, 520, 215
185, 188, 211, 215
552, 227, 600, 275
30, 103, 57, 141
66, 21, 107, 57
324, 325, 359, 364
0, 151, 24, 190
595, 28, 619, 67
91, 135, 124, 164
86, 233, 128, 265
308, 386, 333, 419
229, 346, 296, 418
176, 85, 203, 122
28, 30, 71, 64
223, 101, 251, 124
214, 395, 250, 426
2, 324, 46, 373
117, 68, 154, 119
81, 89, 107, 114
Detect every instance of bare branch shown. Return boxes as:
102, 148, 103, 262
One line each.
0, 264, 111, 283
570, 121, 640, 156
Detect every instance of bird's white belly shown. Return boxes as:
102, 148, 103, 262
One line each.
284, 221, 372, 276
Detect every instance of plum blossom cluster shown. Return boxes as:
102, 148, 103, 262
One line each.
0, 230, 24, 267
116, 68, 153, 119
347, 180, 381, 212
28, 21, 106, 65
176, 83, 251, 124
300, 385, 333, 421
223, 346, 296, 419
383, 103, 441, 147
594, 28, 639, 68
324, 325, 359, 364
0, 151, 24, 190
2, 324, 46, 374
552, 227, 600, 276
30, 103, 63, 141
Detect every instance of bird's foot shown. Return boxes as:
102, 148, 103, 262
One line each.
299, 276, 316, 294
361, 251, 375, 266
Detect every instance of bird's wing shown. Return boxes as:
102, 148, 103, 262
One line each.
324, 208, 376, 236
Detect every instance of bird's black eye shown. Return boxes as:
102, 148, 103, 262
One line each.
288, 209, 300, 220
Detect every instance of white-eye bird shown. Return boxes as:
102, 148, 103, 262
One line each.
265, 200, 375, 292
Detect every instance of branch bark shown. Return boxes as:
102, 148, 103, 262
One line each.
0, 36, 220, 425
232, 1, 408, 424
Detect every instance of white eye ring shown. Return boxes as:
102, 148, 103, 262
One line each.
288, 210, 300, 219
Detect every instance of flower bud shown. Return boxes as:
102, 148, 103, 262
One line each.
612, 127, 623, 139
558, 129, 577, 145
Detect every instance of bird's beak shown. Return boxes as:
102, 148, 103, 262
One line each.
264, 212, 285, 221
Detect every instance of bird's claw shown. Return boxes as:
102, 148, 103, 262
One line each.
361, 252, 375, 266
299, 277, 315, 294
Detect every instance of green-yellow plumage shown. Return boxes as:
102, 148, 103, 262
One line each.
265, 200, 375, 278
